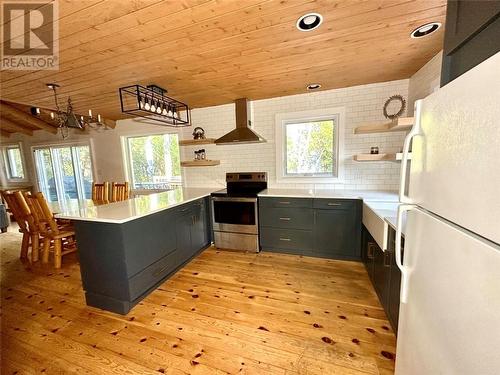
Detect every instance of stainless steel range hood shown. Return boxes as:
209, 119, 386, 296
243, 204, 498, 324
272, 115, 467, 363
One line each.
215, 98, 266, 145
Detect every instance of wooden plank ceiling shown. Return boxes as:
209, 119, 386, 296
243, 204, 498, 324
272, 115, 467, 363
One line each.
0, 0, 447, 127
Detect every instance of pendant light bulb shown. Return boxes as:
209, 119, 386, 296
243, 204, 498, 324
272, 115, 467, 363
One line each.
144, 96, 151, 111
167, 105, 173, 117
151, 100, 156, 113
156, 102, 162, 114
162, 104, 168, 116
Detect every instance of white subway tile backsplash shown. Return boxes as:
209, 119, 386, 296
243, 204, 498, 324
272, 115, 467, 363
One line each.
181, 79, 410, 190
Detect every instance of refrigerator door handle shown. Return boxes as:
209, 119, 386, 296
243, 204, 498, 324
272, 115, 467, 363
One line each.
396, 203, 416, 303
399, 100, 423, 204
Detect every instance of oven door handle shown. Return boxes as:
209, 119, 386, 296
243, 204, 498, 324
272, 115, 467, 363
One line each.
211, 196, 257, 203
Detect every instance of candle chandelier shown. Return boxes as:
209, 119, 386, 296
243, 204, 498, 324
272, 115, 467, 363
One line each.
46, 83, 109, 139
118, 84, 190, 127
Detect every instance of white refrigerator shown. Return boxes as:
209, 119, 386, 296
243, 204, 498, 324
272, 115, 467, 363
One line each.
395, 52, 500, 375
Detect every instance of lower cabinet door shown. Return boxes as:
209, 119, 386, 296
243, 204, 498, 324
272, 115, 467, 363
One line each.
191, 200, 208, 252
388, 230, 404, 334
373, 244, 391, 308
128, 248, 179, 301
175, 210, 193, 264
313, 208, 360, 259
260, 227, 313, 254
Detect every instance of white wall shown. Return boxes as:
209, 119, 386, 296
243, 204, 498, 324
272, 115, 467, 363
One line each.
5, 78, 413, 192
180, 79, 409, 190
408, 51, 443, 115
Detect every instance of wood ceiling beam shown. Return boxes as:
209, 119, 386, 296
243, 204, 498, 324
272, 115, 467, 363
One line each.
0, 118, 34, 136
0, 101, 57, 134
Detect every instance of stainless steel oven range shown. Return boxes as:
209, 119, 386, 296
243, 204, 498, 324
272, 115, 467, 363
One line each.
211, 172, 267, 252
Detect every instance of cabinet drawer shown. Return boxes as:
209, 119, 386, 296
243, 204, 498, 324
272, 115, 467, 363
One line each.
128, 248, 179, 301
260, 207, 313, 230
313, 198, 357, 210
259, 197, 312, 208
260, 227, 313, 251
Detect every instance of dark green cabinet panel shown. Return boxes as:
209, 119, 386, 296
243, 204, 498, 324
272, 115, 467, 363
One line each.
441, 0, 500, 86
362, 226, 376, 281
259, 197, 313, 208
260, 227, 313, 254
259, 207, 313, 230
313, 204, 361, 259
75, 196, 211, 315
259, 197, 361, 260
387, 227, 404, 335
373, 242, 391, 309
313, 199, 361, 260
175, 209, 193, 264
191, 199, 208, 252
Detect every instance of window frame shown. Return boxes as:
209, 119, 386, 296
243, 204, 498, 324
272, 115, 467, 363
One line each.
30, 140, 96, 201
1, 142, 28, 182
122, 131, 183, 191
275, 107, 345, 184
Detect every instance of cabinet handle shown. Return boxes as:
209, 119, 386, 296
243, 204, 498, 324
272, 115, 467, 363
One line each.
153, 264, 171, 277
327, 202, 341, 206
279, 238, 291, 242
383, 251, 391, 267
367, 242, 376, 259
279, 201, 290, 204
279, 217, 291, 221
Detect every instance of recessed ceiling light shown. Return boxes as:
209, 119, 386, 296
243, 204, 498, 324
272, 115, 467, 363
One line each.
296, 13, 323, 32
410, 22, 441, 38
307, 83, 322, 91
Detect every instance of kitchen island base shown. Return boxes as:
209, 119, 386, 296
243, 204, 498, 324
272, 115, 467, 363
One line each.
74, 197, 211, 315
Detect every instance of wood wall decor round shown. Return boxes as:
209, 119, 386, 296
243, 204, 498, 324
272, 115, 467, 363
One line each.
383, 95, 406, 120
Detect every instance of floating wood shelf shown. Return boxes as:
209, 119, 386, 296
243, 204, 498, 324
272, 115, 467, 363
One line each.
354, 117, 414, 134
353, 152, 411, 162
180, 160, 220, 167
179, 138, 216, 146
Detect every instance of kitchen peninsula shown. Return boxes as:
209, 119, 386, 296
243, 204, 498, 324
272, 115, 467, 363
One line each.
56, 188, 214, 314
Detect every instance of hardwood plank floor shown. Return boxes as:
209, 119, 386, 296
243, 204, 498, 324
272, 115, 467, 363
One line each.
1, 232, 396, 374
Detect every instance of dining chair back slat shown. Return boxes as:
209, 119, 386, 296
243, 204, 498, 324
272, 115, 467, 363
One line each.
111, 182, 129, 202
92, 182, 110, 201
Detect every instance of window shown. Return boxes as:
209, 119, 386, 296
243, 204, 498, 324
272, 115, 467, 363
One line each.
2, 143, 26, 181
276, 107, 344, 183
34, 144, 94, 202
124, 133, 182, 190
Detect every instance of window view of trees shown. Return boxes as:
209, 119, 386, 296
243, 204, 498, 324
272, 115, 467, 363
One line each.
5, 145, 25, 179
285, 119, 335, 176
127, 133, 181, 190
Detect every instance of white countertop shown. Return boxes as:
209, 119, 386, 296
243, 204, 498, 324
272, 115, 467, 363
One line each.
53, 188, 214, 224
258, 188, 399, 202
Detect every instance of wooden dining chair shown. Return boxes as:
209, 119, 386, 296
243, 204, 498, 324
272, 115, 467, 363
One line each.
1, 190, 32, 260
92, 181, 110, 202
11, 191, 42, 262
24, 192, 77, 268
111, 182, 129, 202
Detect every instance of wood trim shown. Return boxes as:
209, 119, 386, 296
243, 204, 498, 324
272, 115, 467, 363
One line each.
0, 101, 57, 134
179, 138, 216, 146
353, 117, 414, 134
0, 118, 33, 136
180, 160, 220, 167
